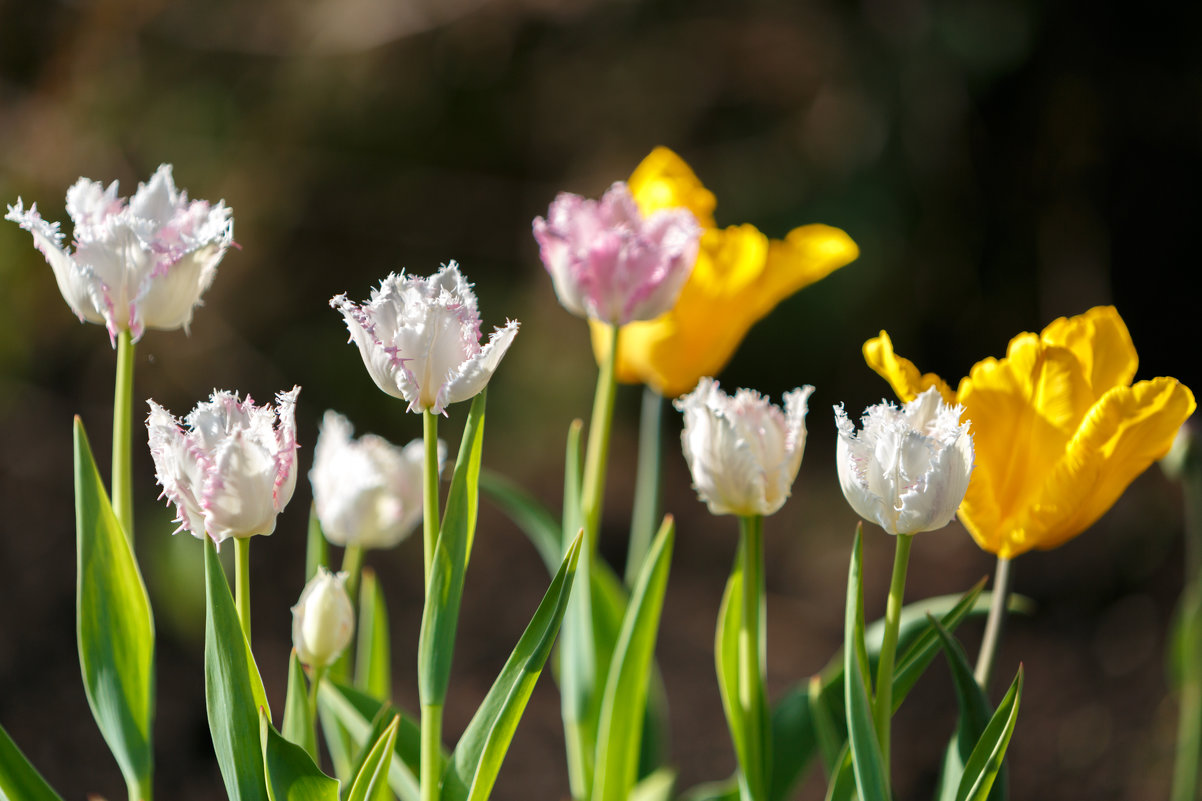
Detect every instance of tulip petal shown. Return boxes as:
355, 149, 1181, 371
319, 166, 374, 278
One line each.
862, 332, 957, 406
444, 319, 520, 412
757, 224, 860, 319
628, 146, 717, 227
1039, 305, 1137, 397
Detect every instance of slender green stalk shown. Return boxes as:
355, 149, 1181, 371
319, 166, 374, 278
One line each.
235, 537, 252, 642
873, 531, 913, 774
738, 515, 768, 801
330, 544, 364, 681
112, 329, 135, 543
307, 665, 327, 761
580, 325, 620, 555
973, 555, 1013, 690
130, 776, 152, 801
421, 702, 443, 801
1172, 622, 1202, 801
1171, 429, 1202, 801
423, 409, 440, 589
624, 386, 663, 587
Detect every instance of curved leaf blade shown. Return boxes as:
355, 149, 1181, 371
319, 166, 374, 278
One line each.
261, 709, 340, 801
954, 667, 1023, 801
317, 682, 422, 801
347, 716, 400, 801
282, 651, 316, 758
355, 569, 391, 702
1, 722, 64, 801
843, 527, 889, 801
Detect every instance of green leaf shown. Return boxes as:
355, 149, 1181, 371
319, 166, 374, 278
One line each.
346, 716, 400, 801
591, 516, 675, 801
345, 708, 400, 801
954, 667, 1023, 801
678, 779, 738, 801
890, 578, 987, 711
479, 469, 562, 573
204, 535, 271, 801
629, 768, 675, 801
443, 531, 582, 801
307, 503, 329, 581
73, 418, 154, 800
283, 651, 317, 758
261, 708, 340, 801
928, 618, 1000, 801
714, 543, 746, 787
805, 676, 841, 777
418, 391, 487, 707
822, 746, 855, 801
355, 569, 392, 702
317, 681, 422, 801
1, 722, 64, 801
843, 527, 889, 801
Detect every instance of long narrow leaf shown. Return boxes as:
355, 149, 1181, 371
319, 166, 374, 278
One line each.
928, 618, 1000, 801
822, 746, 855, 801
204, 535, 270, 801
629, 768, 675, 801
73, 418, 154, 798
591, 517, 675, 801
0, 722, 64, 801
261, 709, 340, 801
890, 578, 987, 711
843, 527, 889, 801
355, 569, 392, 701
714, 545, 746, 785
283, 651, 317, 758
954, 667, 1023, 801
346, 716, 400, 801
443, 531, 583, 801
317, 681, 422, 801
418, 391, 486, 707
345, 708, 400, 801
479, 470, 562, 573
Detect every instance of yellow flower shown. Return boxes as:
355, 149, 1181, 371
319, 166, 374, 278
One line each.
865, 306, 1196, 559
589, 147, 859, 398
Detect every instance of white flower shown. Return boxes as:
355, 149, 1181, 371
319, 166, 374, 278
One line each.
675, 378, 814, 517
291, 568, 355, 668
834, 387, 974, 536
5, 165, 233, 345
147, 386, 300, 546
331, 262, 519, 414
310, 410, 445, 549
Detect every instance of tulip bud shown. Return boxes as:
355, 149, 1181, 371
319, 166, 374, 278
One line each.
291, 568, 355, 668
834, 387, 974, 536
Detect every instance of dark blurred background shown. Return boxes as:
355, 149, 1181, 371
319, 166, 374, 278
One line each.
1, 0, 1199, 798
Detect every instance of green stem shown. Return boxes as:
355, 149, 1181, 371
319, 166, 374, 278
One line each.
873, 532, 913, 775
973, 556, 1013, 690
112, 329, 135, 543
330, 544, 364, 681
580, 325, 620, 556
130, 776, 152, 801
423, 410, 440, 590
421, 703, 443, 801
1171, 429, 1202, 801
624, 386, 663, 587
307, 665, 326, 762
738, 515, 768, 801
235, 537, 252, 642
1172, 623, 1202, 801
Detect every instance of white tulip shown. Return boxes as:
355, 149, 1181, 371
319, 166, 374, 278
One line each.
310, 410, 444, 549
675, 378, 814, 517
146, 387, 300, 546
291, 568, 355, 668
834, 387, 974, 536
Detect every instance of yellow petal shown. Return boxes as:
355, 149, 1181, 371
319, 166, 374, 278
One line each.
862, 331, 956, 405
629, 146, 717, 227
756, 224, 859, 319
1039, 305, 1137, 398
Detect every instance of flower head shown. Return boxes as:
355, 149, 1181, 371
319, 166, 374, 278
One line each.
835, 388, 974, 536
147, 387, 300, 546
310, 410, 444, 549
533, 181, 701, 325
590, 148, 859, 397
675, 378, 813, 517
291, 568, 355, 668
866, 306, 1196, 557
6, 165, 233, 345
331, 262, 518, 415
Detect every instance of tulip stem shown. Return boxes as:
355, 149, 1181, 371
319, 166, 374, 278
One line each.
974, 556, 1012, 691
421, 702, 443, 801
1172, 432, 1202, 801
112, 329, 135, 544
235, 537, 252, 642
329, 544, 364, 681
873, 531, 913, 775
625, 387, 663, 587
307, 664, 326, 760
581, 325, 620, 555
738, 514, 769, 801
423, 409, 440, 590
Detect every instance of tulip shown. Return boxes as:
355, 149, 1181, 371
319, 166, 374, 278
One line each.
590, 147, 859, 397
675, 377, 813, 517
331, 261, 518, 415
865, 305, 1196, 558
5, 164, 233, 345
146, 386, 300, 546
834, 388, 974, 536
291, 568, 355, 668
310, 410, 444, 550
533, 181, 701, 326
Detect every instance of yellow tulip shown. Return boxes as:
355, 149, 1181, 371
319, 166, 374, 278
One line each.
590, 147, 859, 398
865, 306, 1196, 558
